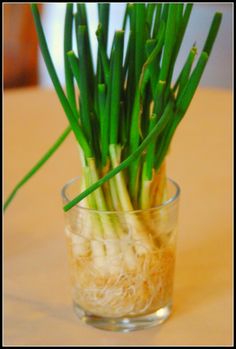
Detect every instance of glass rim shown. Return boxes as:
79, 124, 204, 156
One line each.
61, 176, 180, 214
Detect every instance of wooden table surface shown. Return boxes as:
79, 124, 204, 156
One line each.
4, 87, 232, 346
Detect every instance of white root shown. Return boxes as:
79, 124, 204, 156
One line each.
69, 244, 176, 318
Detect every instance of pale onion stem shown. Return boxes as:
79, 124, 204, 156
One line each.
109, 144, 155, 254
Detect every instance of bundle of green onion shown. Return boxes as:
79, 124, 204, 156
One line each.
4, 3, 222, 213
4, 3, 222, 318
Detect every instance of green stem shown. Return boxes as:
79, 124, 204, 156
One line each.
76, 26, 93, 142
146, 3, 156, 34
109, 31, 124, 145
174, 45, 198, 96
4, 126, 71, 211
76, 4, 94, 96
152, 4, 162, 38
96, 24, 110, 84
203, 12, 222, 56
155, 52, 209, 171
134, 4, 146, 87
166, 3, 193, 88
176, 52, 209, 114
98, 4, 110, 49
67, 51, 80, 89
64, 4, 76, 114
31, 4, 92, 158
158, 4, 177, 84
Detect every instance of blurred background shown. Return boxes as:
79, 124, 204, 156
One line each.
3, 3, 233, 90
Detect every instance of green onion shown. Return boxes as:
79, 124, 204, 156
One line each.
4, 4, 222, 314
5, 3, 221, 217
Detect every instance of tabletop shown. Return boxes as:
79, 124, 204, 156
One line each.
4, 87, 233, 346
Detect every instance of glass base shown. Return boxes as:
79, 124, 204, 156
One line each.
73, 302, 172, 332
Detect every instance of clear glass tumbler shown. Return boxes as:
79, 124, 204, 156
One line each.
61, 177, 180, 332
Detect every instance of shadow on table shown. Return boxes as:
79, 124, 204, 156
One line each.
5, 292, 74, 323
